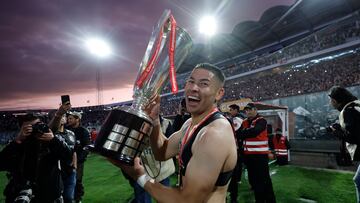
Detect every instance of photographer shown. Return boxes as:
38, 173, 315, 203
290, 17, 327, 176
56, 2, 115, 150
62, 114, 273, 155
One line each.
0, 113, 72, 203
328, 86, 360, 202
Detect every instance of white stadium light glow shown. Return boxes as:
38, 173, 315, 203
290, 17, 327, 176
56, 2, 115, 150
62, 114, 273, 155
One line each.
85, 38, 112, 58
199, 16, 217, 36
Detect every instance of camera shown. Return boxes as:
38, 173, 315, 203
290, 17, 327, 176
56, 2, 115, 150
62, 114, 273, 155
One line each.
14, 186, 33, 203
32, 122, 50, 136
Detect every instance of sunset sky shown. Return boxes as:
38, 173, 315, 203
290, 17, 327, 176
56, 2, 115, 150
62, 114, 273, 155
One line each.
0, 0, 295, 111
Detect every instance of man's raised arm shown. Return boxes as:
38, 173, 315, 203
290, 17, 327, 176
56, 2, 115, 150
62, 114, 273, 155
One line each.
145, 95, 186, 161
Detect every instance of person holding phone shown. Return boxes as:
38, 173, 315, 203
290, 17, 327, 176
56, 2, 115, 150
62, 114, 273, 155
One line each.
49, 100, 77, 203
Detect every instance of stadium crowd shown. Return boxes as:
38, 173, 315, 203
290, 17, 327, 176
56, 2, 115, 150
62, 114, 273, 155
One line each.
223, 51, 360, 101
161, 18, 360, 93
222, 18, 360, 76
160, 50, 360, 116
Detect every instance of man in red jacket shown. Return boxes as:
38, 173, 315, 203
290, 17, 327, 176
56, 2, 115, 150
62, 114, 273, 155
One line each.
237, 103, 276, 203
270, 128, 290, 165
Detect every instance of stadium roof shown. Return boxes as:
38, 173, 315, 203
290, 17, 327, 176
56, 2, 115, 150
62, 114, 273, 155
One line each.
179, 0, 360, 73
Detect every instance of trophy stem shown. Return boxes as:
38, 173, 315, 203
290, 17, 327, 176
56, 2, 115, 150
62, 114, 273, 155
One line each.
131, 94, 149, 112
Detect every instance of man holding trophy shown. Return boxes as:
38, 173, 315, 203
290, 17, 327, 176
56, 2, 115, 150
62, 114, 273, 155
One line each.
137, 63, 238, 203
94, 10, 237, 203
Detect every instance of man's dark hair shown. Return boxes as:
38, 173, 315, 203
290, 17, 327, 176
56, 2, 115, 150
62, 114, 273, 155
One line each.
229, 104, 240, 111
194, 63, 225, 86
18, 113, 40, 126
329, 86, 357, 105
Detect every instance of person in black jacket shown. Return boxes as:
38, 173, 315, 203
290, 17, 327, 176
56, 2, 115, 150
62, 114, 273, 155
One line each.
49, 103, 77, 203
66, 111, 91, 203
227, 104, 244, 203
328, 85, 360, 202
0, 113, 72, 203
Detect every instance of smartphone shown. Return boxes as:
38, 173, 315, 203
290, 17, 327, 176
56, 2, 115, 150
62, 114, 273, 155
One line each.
61, 95, 70, 105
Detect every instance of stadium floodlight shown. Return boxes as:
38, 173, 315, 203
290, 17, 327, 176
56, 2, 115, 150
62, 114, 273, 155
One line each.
85, 37, 112, 59
199, 16, 217, 36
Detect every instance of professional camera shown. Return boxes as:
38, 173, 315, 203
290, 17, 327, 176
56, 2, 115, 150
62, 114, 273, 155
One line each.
32, 122, 50, 136
14, 187, 33, 203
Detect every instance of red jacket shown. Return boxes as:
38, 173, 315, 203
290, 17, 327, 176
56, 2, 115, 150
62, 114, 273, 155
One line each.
241, 116, 269, 155
272, 135, 288, 158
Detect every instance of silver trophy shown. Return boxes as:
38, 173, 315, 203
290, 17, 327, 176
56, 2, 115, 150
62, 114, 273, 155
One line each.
94, 10, 192, 165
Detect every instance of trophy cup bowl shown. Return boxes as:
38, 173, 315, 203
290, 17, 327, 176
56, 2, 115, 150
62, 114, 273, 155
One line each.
93, 10, 193, 165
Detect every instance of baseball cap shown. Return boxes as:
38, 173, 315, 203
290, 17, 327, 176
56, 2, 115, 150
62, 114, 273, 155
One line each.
67, 111, 82, 119
243, 103, 256, 110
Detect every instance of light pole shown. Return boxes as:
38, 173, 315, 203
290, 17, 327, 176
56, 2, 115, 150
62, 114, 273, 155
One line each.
84, 37, 113, 105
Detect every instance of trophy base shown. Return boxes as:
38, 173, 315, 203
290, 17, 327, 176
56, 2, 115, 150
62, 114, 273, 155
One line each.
93, 106, 153, 165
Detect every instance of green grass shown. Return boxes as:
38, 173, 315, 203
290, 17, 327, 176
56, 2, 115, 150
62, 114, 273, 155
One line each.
81, 154, 134, 203
237, 166, 356, 203
0, 153, 356, 203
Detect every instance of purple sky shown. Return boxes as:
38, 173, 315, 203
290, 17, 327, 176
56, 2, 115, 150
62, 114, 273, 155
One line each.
0, 0, 295, 111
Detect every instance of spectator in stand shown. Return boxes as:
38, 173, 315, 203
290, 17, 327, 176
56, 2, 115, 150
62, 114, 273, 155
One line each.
160, 51, 360, 116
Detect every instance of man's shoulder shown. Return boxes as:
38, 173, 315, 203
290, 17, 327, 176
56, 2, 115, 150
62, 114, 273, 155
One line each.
343, 103, 360, 120
193, 118, 236, 163
200, 118, 233, 140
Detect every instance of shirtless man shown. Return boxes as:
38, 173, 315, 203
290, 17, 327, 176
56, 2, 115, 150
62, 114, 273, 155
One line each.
116, 63, 237, 203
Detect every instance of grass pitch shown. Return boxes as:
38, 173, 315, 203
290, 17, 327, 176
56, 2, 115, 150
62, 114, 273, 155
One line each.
0, 153, 356, 203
